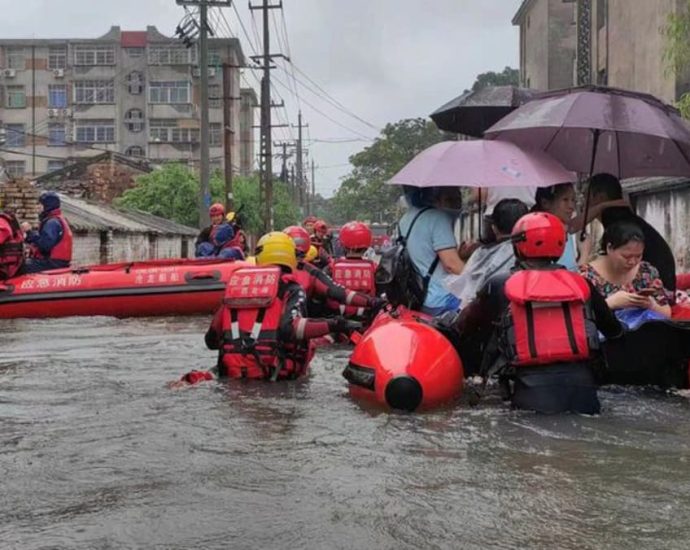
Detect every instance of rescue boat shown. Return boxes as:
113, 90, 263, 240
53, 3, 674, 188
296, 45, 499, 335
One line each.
343, 307, 464, 411
0, 257, 250, 319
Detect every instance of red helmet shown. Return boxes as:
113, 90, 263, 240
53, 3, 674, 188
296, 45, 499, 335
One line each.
302, 216, 317, 227
209, 203, 225, 217
511, 212, 566, 260
283, 225, 311, 255
340, 221, 372, 249
313, 220, 328, 237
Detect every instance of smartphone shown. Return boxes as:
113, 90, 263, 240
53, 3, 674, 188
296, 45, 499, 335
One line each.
636, 288, 657, 296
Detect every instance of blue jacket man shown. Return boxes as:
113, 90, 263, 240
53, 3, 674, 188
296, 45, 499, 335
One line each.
23, 192, 73, 273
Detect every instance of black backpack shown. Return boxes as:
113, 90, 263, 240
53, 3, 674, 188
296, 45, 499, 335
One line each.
375, 207, 440, 310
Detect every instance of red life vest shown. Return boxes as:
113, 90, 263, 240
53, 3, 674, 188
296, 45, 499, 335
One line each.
331, 258, 376, 296
0, 212, 25, 280
33, 209, 72, 262
218, 266, 312, 380
502, 269, 598, 367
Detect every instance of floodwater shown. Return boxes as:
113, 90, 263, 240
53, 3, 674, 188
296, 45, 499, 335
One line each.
2, 316, 690, 550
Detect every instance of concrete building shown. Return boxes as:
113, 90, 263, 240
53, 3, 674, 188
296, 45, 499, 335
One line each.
0, 26, 256, 179
513, 0, 577, 90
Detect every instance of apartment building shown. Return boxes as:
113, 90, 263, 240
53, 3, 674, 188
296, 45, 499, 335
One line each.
0, 25, 256, 181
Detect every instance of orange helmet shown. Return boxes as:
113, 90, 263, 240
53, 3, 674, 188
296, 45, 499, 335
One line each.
313, 220, 328, 237
340, 221, 372, 249
209, 203, 225, 217
511, 212, 566, 260
283, 225, 311, 255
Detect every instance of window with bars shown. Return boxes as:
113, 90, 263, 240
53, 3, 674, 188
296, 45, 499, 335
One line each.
208, 49, 222, 67
5, 124, 25, 147
209, 84, 221, 108
47, 160, 65, 172
6, 86, 26, 108
5, 47, 26, 70
125, 145, 145, 158
149, 119, 177, 142
73, 80, 114, 104
75, 120, 115, 143
149, 81, 190, 104
73, 45, 115, 66
48, 123, 66, 146
210, 123, 222, 146
125, 48, 144, 58
4, 160, 25, 178
48, 84, 68, 108
171, 127, 199, 143
127, 71, 144, 95
48, 47, 67, 69
148, 46, 195, 65
125, 108, 145, 133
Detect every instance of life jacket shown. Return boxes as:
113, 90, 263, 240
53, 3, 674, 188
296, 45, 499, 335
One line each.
0, 212, 25, 280
501, 269, 599, 367
218, 266, 312, 380
32, 209, 72, 262
331, 258, 375, 296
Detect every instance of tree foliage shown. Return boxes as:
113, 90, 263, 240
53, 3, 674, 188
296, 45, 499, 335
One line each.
467, 66, 520, 93
116, 163, 299, 234
663, 1, 690, 118
327, 118, 449, 225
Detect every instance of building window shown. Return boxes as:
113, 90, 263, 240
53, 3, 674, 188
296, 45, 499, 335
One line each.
73, 80, 114, 104
48, 84, 68, 108
127, 71, 144, 95
75, 120, 115, 143
125, 145, 145, 158
125, 108, 145, 133
126, 47, 144, 58
47, 160, 65, 172
48, 47, 67, 69
149, 119, 177, 142
597, 0, 608, 30
48, 123, 66, 146
5, 124, 25, 147
209, 84, 221, 108
148, 45, 195, 65
74, 45, 116, 66
6, 85, 26, 108
210, 123, 222, 146
171, 128, 200, 143
208, 49, 222, 66
6, 47, 26, 70
149, 81, 190, 104
4, 160, 25, 178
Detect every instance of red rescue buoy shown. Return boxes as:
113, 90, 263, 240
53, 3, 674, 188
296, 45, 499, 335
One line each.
343, 309, 464, 411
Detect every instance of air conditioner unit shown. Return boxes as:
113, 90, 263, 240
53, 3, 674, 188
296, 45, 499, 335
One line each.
207, 68, 216, 78
2, 68, 16, 78
53, 68, 65, 78
48, 109, 59, 118
192, 67, 216, 78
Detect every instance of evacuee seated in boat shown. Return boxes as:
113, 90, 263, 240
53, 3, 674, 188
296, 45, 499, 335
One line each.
174, 231, 361, 385
579, 221, 672, 323
476, 212, 624, 414
587, 173, 677, 296
21, 192, 73, 274
0, 211, 25, 280
194, 202, 226, 257
195, 223, 245, 260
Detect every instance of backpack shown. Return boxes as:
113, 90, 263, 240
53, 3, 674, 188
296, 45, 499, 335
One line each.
375, 207, 440, 310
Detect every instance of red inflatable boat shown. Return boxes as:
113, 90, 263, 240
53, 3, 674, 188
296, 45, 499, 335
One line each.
0, 258, 248, 319
343, 307, 464, 411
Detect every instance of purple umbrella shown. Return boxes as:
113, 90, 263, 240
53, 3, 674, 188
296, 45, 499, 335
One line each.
388, 140, 576, 188
484, 85, 690, 179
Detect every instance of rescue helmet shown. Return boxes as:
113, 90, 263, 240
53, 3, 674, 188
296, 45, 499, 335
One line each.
302, 215, 317, 227
255, 231, 297, 271
340, 221, 372, 250
209, 203, 225, 217
511, 212, 566, 260
226, 211, 236, 223
305, 245, 318, 263
39, 191, 60, 211
313, 220, 328, 237
283, 225, 311, 256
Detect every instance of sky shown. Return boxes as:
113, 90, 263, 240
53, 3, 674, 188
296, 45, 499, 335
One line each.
0, 0, 523, 197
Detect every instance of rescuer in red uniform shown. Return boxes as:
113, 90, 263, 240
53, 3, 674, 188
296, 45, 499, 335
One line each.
0, 211, 25, 279
479, 212, 624, 414
22, 191, 73, 273
175, 231, 361, 385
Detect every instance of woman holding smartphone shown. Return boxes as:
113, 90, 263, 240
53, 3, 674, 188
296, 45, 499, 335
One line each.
580, 221, 672, 318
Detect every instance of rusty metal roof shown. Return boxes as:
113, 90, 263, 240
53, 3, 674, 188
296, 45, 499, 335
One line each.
59, 194, 198, 236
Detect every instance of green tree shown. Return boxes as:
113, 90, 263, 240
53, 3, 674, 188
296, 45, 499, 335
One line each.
328, 118, 448, 224
663, 1, 690, 118
116, 163, 299, 233
467, 66, 520, 93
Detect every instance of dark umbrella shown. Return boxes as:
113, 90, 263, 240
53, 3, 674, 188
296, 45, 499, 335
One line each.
430, 85, 538, 138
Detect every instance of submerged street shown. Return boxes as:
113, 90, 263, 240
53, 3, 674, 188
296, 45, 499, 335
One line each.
2, 316, 690, 549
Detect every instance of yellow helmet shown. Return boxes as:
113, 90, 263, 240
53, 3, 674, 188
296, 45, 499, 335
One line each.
226, 211, 236, 223
305, 245, 318, 263
255, 231, 297, 270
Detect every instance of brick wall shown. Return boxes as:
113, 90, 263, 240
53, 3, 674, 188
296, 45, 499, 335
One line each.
0, 179, 41, 224
72, 231, 103, 265
45, 162, 142, 203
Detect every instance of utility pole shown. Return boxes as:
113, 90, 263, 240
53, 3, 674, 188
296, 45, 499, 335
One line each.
311, 158, 315, 214
250, 0, 283, 232
176, 0, 231, 227
293, 111, 308, 211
